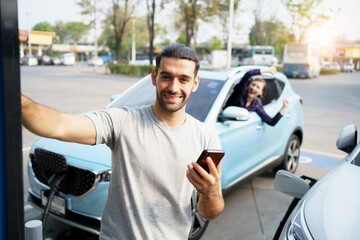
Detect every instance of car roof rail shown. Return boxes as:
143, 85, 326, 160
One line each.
227, 65, 269, 79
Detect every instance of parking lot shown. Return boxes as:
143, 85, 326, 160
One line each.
21, 64, 359, 239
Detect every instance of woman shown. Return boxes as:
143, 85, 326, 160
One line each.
224, 67, 289, 126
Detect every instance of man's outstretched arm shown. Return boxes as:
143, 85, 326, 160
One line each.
21, 94, 97, 145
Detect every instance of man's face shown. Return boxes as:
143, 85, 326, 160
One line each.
151, 57, 199, 113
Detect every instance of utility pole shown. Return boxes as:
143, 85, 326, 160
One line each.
93, 0, 98, 70
226, 0, 234, 69
26, 11, 32, 56
132, 18, 136, 62
329, 7, 341, 63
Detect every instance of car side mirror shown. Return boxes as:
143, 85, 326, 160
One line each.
274, 170, 309, 199
336, 124, 357, 154
218, 106, 250, 121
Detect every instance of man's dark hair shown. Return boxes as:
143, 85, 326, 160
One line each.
155, 44, 200, 76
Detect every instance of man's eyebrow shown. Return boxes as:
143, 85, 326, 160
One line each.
159, 71, 192, 79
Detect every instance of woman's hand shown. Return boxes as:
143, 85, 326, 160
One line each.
260, 66, 277, 75
280, 99, 289, 115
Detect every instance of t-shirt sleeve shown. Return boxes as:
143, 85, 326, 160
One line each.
206, 127, 222, 150
86, 108, 129, 149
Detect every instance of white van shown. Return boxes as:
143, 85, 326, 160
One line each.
61, 53, 76, 66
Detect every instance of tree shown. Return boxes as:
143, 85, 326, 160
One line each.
171, 0, 219, 47
282, 0, 329, 43
65, 22, 91, 43
53, 21, 67, 43
249, 20, 293, 58
146, 0, 156, 65
123, 18, 149, 61
32, 22, 54, 32
107, 0, 136, 63
206, 36, 222, 51
211, 0, 240, 48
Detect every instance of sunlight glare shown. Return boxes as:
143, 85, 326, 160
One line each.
306, 26, 334, 47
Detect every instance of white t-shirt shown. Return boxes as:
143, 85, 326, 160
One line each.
87, 105, 221, 240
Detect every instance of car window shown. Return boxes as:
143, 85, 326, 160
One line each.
109, 76, 156, 108
262, 78, 286, 105
187, 79, 225, 121
109, 76, 224, 122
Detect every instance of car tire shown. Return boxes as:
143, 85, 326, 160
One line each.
188, 190, 209, 240
277, 134, 300, 173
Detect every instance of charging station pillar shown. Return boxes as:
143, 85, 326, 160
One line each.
0, 0, 25, 239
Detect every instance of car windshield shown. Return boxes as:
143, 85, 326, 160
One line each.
108, 76, 225, 121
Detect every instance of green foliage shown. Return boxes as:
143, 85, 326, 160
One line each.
249, 20, 292, 58
176, 33, 187, 45
204, 36, 222, 52
276, 66, 284, 72
51, 20, 90, 44
320, 68, 339, 75
108, 64, 153, 76
281, 0, 329, 42
65, 22, 91, 42
32, 22, 54, 32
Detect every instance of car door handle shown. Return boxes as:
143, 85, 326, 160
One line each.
256, 125, 263, 130
285, 113, 291, 118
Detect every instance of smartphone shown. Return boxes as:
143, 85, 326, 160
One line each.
196, 149, 225, 173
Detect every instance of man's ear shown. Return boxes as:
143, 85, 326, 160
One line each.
151, 68, 157, 86
192, 75, 200, 92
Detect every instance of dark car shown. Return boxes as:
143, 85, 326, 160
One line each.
40, 55, 53, 65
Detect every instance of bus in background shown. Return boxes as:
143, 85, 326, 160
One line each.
282, 43, 321, 78
237, 46, 278, 66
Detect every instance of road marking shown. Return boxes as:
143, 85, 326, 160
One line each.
301, 148, 345, 159
300, 150, 341, 169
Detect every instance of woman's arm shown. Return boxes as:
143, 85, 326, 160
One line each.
254, 99, 289, 126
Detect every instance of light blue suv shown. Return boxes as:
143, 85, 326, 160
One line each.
27, 66, 304, 239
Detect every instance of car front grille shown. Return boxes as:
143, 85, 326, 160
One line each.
30, 148, 98, 197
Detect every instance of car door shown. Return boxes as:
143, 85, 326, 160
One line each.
216, 78, 281, 188
217, 109, 269, 188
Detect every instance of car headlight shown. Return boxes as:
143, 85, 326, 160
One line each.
287, 201, 313, 240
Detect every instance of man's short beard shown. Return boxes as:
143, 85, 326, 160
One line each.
156, 91, 187, 113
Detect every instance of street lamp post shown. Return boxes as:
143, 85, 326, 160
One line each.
26, 11, 32, 56
226, 0, 234, 69
329, 7, 341, 62
93, 0, 98, 71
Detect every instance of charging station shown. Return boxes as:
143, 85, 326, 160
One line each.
0, 0, 24, 239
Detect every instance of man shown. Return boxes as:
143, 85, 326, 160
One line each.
22, 44, 224, 239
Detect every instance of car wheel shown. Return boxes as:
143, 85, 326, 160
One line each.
188, 190, 209, 240
278, 135, 300, 173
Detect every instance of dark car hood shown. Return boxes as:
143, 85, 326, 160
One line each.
32, 137, 111, 171
304, 160, 360, 239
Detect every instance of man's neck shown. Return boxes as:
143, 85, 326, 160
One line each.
151, 103, 187, 127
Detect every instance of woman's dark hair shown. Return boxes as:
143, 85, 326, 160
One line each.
155, 44, 200, 76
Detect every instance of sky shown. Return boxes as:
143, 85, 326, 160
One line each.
17, 0, 360, 46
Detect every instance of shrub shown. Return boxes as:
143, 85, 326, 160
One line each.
276, 66, 283, 72
108, 63, 153, 76
320, 68, 339, 75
